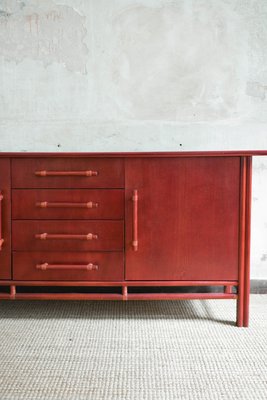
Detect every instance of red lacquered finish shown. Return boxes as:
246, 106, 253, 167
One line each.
0, 151, 262, 327
0, 159, 11, 279
237, 157, 246, 327
36, 263, 99, 270
0, 292, 237, 301
35, 170, 98, 177
243, 157, 252, 327
36, 201, 99, 208
0, 192, 4, 250
127, 293, 237, 300
12, 220, 123, 251
35, 233, 98, 241
125, 157, 240, 281
0, 293, 123, 301
12, 158, 124, 188
132, 189, 138, 251
12, 189, 124, 220
13, 252, 123, 281
0, 280, 238, 287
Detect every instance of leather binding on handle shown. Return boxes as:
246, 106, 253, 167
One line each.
36, 201, 98, 209
0, 192, 4, 251
36, 263, 99, 271
35, 170, 98, 177
132, 189, 138, 251
35, 233, 98, 240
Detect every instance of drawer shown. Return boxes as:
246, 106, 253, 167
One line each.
13, 252, 124, 281
12, 220, 124, 251
12, 189, 124, 220
12, 158, 124, 188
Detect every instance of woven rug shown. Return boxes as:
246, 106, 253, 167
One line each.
0, 295, 266, 399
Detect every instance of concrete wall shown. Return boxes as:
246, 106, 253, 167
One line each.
0, 0, 267, 279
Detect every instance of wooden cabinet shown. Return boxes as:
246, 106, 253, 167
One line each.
0, 152, 258, 327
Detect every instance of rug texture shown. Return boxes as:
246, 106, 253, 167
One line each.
0, 295, 266, 399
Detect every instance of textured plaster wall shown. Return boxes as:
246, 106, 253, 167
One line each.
0, 0, 267, 279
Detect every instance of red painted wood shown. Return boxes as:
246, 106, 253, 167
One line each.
35, 232, 99, 241
0, 280, 238, 287
122, 286, 128, 300
0, 293, 237, 301
10, 285, 16, 298
224, 286, 233, 294
0, 192, 3, 250
12, 189, 124, 220
0, 293, 123, 300
12, 158, 124, 188
126, 157, 240, 280
35, 262, 99, 271
125, 293, 237, 300
0, 151, 266, 158
0, 159, 11, 279
35, 170, 98, 177
35, 201, 99, 208
13, 252, 124, 281
0, 152, 257, 325
237, 157, 246, 327
243, 157, 252, 327
12, 220, 124, 251
132, 189, 138, 251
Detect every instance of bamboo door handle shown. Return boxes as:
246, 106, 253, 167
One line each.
132, 189, 138, 251
35, 233, 98, 240
36, 201, 98, 209
35, 170, 98, 177
36, 263, 99, 271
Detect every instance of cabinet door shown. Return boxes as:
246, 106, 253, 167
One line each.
0, 159, 11, 279
125, 157, 240, 281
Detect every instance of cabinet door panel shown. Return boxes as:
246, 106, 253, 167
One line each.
0, 159, 11, 279
125, 157, 240, 281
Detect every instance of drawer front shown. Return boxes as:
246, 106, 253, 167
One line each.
12, 158, 124, 188
13, 252, 124, 281
12, 189, 124, 220
13, 220, 124, 251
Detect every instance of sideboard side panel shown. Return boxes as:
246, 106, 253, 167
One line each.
0, 158, 11, 279
244, 156, 252, 327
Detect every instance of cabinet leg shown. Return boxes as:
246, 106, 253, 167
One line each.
243, 157, 252, 327
243, 279, 250, 327
10, 285, 16, 299
224, 285, 232, 294
237, 279, 244, 327
237, 294, 244, 327
122, 286, 128, 301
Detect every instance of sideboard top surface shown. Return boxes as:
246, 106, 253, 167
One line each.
0, 150, 267, 158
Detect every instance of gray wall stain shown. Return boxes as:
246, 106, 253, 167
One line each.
246, 81, 267, 100
0, 11, 11, 17
109, 3, 246, 121
0, 0, 25, 14
0, 0, 88, 73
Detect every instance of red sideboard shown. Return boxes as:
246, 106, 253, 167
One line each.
0, 151, 266, 327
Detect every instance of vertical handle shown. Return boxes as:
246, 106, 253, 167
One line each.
132, 189, 138, 251
0, 192, 4, 251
